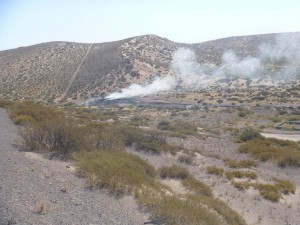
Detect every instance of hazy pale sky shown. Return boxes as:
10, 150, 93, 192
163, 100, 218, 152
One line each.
1, 0, 300, 50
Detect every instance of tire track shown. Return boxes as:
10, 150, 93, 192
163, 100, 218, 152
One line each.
61, 44, 92, 99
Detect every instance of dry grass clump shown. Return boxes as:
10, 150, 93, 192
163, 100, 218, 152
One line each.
120, 126, 180, 155
129, 115, 149, 127
225, 171, 257, 180
232, 181, 251, 190
178, 155, 194, 164
138, 192, 223, 225
181, 178, 212, 197
206, 166, 224, 176
73, 151, 157, 195
0, 99, 13, 108
224, 159, 257, 168
159, 165, 191, 180
9, 101, 63, 125
255, 184, 281, 201
157, 120, 198, 138
239, 138, 300, 167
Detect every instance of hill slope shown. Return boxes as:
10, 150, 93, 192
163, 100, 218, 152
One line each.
0, 33, 299, 102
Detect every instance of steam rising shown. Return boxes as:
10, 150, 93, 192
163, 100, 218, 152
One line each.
105, 33, 300, 100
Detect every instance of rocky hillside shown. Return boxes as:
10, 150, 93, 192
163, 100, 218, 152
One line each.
0, 33, 299, 102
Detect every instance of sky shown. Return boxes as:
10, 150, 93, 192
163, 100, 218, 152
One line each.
1, 0, 300, 50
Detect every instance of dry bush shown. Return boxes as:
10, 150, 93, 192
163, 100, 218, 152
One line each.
206, 166, 224, 176
224, 159, 257, 168
225, 171, 257, 180
239, 138, 300, 167
159, 165, 191, 180
178, 155, 194, 164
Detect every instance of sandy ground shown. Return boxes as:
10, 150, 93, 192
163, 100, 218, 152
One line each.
128, 133, 300, 225
0, 108, 149, 225
261, 132, 300, 142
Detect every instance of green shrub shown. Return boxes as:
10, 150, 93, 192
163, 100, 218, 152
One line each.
73, 151, 157, 195
159, 165, 191, 180
157, 120, 172, 130
238, 111, 247, 117
238, 128, 262, 142
206, 166, 224, 176
119, 126, 179, 155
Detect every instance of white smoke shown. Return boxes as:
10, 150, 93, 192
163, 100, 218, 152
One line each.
260, 33, 300, 63
105, 76, 176, 99
218, 50, 261, 77
103, 33, 300, 100
105, 48, 201, 100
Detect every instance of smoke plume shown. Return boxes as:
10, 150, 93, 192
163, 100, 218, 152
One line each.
104, 33, 300, 100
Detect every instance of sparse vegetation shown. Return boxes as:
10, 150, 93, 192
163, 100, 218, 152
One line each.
238, 128, 262, 142
73, 151, 157, 195
157, 120, 198, 137
225, 171, 257, 180
224, 159, 257, 168
178, 155, 193, 164
206, 166, 224, 176
182, 178, 212, 197
239, 138, 300, 167
159, 165, 191, 180
232, 181, 251, 190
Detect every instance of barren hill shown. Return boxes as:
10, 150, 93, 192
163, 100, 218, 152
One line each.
0, 33, 299, 102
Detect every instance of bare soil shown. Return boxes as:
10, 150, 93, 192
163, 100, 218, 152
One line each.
0, 108, 149, 225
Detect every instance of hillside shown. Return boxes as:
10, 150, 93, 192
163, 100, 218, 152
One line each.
0, 33, 299, 103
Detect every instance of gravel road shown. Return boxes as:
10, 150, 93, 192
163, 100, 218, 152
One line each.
0, 108, 149, 225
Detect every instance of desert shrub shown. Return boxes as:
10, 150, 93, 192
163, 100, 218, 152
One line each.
232, 181, 251, 190
224, 159, 257, 168
129, 115, 149, 127
225, 171, 257, 180
238, 128, 262, 142
158, 120, 198, 137
256, 184, 281, 201
206, 166, 224, 176
182, 178, 212, 197
73, 151, 157, 195
159, 165, 191, 180
238, 111, 247, 117
139, 192, 223, 225
119, 126, 179, 155
0, 99, 13, 108
21, 118, 90, 154
273, 179, 296, 194
178, 155, 193, 164
9, 101, 63, 125
187, 194, 247, 225
238, 138, 300, 167
157, 120, 172, 130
